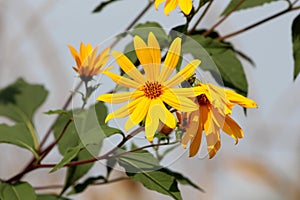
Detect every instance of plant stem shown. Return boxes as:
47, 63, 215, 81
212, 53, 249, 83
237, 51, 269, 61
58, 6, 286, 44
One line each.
216, 5, 300, 41
110, 1, 154, 48
188, 0, 214, 34
202, 0, 245, 37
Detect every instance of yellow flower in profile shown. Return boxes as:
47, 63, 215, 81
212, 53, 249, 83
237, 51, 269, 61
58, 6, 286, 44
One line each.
97, 32, 205, 141
155, 0, 193, 15
181, 83, 257, 159
68, 42, 110, 81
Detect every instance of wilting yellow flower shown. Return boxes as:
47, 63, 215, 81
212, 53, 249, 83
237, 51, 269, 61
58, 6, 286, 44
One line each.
97, 32, 205, 141
181, 83, 257, 159
68, 42, 110, 80
155, 0, 193, 15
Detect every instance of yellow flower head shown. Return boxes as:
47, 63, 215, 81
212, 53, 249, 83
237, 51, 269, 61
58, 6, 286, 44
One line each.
97, 32, 205, 141
68, 42, 110, 81
155, 0, 193, 15
181, 83, 257, 159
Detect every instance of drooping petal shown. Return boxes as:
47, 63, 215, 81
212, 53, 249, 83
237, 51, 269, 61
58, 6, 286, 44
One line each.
181, 110, 200, 148
164, 59, 201, 87
97, 90, 144, 104
178, 0, 193, 15
222, 115, 244, 144
103, 71, 141, 89
164, 0, 177, 15
112, 51, 146, 84
225, 89, 258, 108
125, 97, 151, 131
158, 37, 181, 82
205, 122, 221, 159
105, 98, 143, 123
161, 89, 198, 112
189, 125, 203, 157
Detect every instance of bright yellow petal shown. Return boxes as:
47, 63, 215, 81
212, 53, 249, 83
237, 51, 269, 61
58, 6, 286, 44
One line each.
103, 71, 141, 89
168, 87, 206, 98
154, 0, 165, 9
68, 45, 81, 67
105, 98, 142, 123
222, 115, 244, 144
125, 97, 151, 131
96, 90, 144, 104
145, 100, 160, 141
158, 37, 181, 82
164, 59, 201, 87
164, 0, 177, 15
161, 89, 198, 112
148, 32, 161, 80
80, 42, 88, 61
154, 100, 177, 129
112, 51, 146, 84
225, 89, 258, 108
93, 47, 110, 70
178, 0, 193, 15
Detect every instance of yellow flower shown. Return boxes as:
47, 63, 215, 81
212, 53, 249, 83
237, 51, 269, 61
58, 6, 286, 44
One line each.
68, 42, 110, 80
181, 83, 257, 159
97, 32, 205, 141
155, 0, 193, 15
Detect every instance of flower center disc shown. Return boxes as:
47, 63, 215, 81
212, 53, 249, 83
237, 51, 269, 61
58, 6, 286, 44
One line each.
142, 81, 163, 99
197, 94, 209, 105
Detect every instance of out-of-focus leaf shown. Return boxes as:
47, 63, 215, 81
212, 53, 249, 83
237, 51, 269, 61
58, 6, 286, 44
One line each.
183, 35, 248, 96
92, 0, 122, 13
131, 22, 169, 46
292, 13, 300, 80
0, 182, 36, 200
0, 78, 48, 124
50, 145, 84, 173
221, 0, 281, 16
68, 175, 106, 195
0, 123, 38, 158
36, 194, 71, 200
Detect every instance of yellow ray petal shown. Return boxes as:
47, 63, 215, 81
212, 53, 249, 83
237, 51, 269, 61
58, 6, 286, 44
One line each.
164, 59, 201, 87
189, 125, 203, 157
112, 51, 146, 84
178, 0, 193, 15
80, 42, 88, 61
225, 89, 258, 108
125, 97, 151, 131
154, 0, 165, 9
158, 38, 181, 82
97, 90, 144, 104
168, 86, 206, 98
68, 45, 81, 67
222, 115, 244, 144
103, 71, 141, 89
181, 110, 200, 148
164, 0, 177, 15
148, 32, 161, 80
94, 47, 110, 69
161, 90, 198, 112
205, 123, 221, 159
152, 99, 177, 129
105, 98, 142, 123
145, 100, 161, 141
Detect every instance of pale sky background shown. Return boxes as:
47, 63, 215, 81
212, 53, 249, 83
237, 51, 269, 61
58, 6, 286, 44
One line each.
1, 0, 300, 199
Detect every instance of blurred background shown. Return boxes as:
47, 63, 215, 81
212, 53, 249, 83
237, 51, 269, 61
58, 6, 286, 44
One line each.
0, 0, 300, 199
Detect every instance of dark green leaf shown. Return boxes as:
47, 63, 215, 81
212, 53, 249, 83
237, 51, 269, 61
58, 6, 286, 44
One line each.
92, 0, 122, 13
160, 168, 205, 192
37, 194, 71, 200
68, 175, 106, 195
292, 13, 300, 80
0, 78, 48, 124
221, 0, 281, 16
183, 35, 248, 96
118, 151, 182, 199
0, 182, 36, 200
0, 123, 38, 158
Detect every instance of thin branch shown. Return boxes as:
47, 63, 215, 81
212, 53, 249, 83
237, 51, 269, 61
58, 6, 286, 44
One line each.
34, 185, 63, 190
110, 1, 153, 48
216, 5, 300, 41
189, 0, 214, 34
202, 0, 245, 37
92, 177, 131, 185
